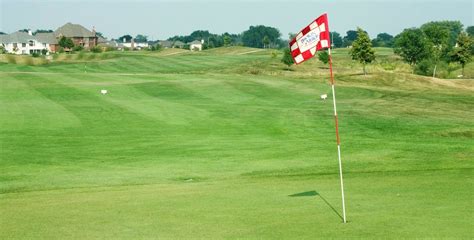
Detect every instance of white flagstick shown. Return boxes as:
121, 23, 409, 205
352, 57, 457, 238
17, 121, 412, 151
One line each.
328, 47, 347, 223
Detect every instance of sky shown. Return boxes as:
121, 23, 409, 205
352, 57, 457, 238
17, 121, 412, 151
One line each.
1, 0, 473, 40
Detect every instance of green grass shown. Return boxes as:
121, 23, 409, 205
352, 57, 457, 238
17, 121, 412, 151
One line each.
1, 47, 473, 239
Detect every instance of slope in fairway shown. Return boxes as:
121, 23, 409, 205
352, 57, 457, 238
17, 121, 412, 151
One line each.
1, 48, 473, 239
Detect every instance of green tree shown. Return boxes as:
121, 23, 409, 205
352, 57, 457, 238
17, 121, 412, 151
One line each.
421, 21, 463, 50
281, 48, 294, 68
467, 26, 474, 37
421, 24, 450, 77
330, 32, 343, 48
371, 33, 394, 47
318, 50, 329, 65
342, 30, 358, 47
394, 28, 432, 67
33, 29, 53, 35
242, 25, 281, 48
95, 32, 105, 39
58, 36, 74, 50
262, 36, 270, 48
118, 35, 133, 43
350, 28, 375, 75
135, 34, 148, 43
450, 32, 473, 76
223, 35, 231, 46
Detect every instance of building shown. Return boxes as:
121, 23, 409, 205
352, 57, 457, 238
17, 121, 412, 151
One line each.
35, 32, 59, 53
173, 41, 185, 49
189, 40, 204, 51
0, 31, 52, 55
54, 23, 98, 48
97, 37, 118, 51
158, 40, 173, 49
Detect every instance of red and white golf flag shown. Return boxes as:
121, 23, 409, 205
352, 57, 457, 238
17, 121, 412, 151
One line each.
289, 13, 331, 64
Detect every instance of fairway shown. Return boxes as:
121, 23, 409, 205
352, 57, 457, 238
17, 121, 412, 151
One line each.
1, 48, 473, 239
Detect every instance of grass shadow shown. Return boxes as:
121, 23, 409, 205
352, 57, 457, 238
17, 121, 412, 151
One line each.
289, 190, 344, 221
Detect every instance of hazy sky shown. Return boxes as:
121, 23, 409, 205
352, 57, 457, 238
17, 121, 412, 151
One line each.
1, 0, 472, 40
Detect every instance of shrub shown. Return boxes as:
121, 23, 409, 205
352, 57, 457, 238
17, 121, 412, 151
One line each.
41, 49, 48, 55
91, 46, 102, 53
281, 48, 294, 68
73, 45, 84, 52
271, 51, 278, 59
58, 47, 65, 53
31, 52, 40, 58
415, 59, 434, 76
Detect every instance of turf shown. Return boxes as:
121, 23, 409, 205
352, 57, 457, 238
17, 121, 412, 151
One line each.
0, 47, 473, 239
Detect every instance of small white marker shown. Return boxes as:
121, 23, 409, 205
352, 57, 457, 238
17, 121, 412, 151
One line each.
320, 94, 328, 100
100, 89, 108, 95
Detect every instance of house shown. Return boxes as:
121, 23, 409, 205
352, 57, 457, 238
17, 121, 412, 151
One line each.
158, 40, 173, 49
97, 37, 118, 51
35, 32, 59, 53
0, 31, 51, 55
189, 40, 204, 51
173, 41, 185, 49
119, 38, 147, 50
133, 38, 149, 50
54, 23, 98, 48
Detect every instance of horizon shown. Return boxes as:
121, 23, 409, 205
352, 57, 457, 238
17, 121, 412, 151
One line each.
1, 0, 473, 40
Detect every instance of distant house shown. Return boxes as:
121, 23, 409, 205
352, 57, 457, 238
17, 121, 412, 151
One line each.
159, 40, 173, 49
118, 38, 148, 50
35, 32, 59, 53
133, 38, 149, 50
189, 40, 204, 51
0, 31, 52, 55
173, 41, 185, 49
54, 23, 98, 48
97, 37, 118, 50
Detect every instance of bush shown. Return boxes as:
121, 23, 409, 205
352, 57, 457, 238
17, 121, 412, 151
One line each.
91, 46, 102, 53
31, 52, 40, 58
271, 51, 278, 59
58, 47, 65, 53
123, 47, 130, 51
0, 46, 6, 54
41, 49, 48, 55
415, 59, 434, 76
73, 45, 84, 52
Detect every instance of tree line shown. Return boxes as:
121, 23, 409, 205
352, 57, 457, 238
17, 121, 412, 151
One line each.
283, 21, 473, 78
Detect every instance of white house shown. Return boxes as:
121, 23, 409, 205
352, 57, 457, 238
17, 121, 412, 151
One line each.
189, 40, 204, 51
121, 38, 148, 50
0, 31, 55, 55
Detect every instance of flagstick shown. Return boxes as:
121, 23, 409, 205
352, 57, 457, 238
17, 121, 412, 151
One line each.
328, 47, 347, 223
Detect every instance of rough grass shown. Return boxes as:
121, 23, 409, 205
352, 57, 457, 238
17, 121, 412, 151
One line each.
0, 47, 473, 239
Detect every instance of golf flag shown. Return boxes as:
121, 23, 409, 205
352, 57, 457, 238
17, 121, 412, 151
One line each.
289, 13, 347, 223
289, 13, 331, 64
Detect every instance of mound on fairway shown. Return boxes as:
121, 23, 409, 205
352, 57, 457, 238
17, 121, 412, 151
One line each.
0, 48, 473, 239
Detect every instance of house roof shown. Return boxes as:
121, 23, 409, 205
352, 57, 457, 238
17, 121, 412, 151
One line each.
0, 31, 37, 44
159, 40, 173, 48
55, 23, 96, 38
35, 33, 58, 44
